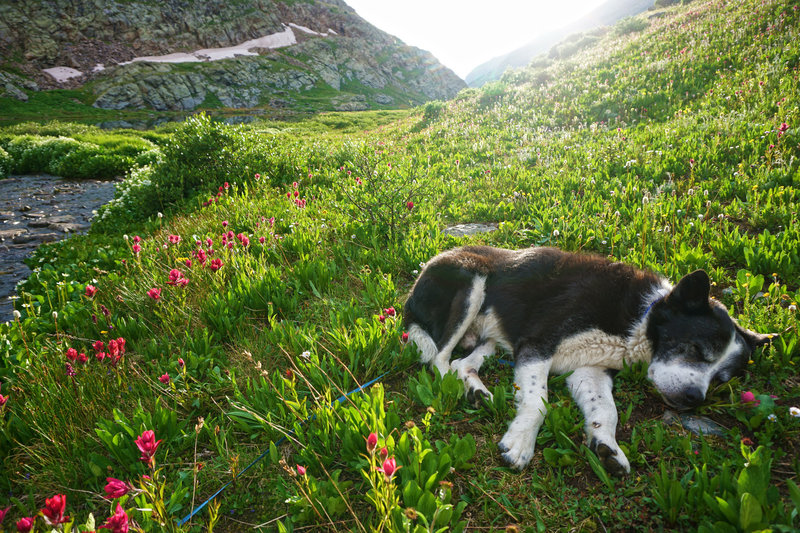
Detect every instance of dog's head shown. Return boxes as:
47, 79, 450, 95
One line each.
646, 270, 774, 410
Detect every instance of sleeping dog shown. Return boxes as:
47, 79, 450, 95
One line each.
403, 246, 773, 475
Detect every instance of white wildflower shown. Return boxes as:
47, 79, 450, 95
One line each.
789, 406, 800, 417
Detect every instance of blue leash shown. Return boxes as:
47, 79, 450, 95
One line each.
177, 368, 394, 526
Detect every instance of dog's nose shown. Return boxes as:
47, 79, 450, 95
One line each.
683, 386, 705, 406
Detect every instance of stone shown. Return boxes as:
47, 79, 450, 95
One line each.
443, 223, 499, 237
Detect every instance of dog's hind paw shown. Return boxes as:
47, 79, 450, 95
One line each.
592, 441, 631, 476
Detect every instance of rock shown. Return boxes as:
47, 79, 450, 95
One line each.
19, 205, 32, 212
374, 93, 393, 105
443, 223, 499, 237
12, 233, 38, 244
662, 409, 727, 437
0, 229, 26, 241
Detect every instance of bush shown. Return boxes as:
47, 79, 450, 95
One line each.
0, 146, 10, 178
94, 164, 158, 228
615, 16, 650, 36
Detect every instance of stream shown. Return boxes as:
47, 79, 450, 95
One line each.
0, 174, 117, 323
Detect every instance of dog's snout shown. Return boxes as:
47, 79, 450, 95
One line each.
683, 386, 705, 406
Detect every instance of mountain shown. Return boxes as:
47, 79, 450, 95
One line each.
465, 0, 656, 87
0, 0, 465, 112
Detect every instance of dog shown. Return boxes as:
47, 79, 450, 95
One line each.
403, 246, 773, 475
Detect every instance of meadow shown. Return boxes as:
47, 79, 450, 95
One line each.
0, 0, 799, 531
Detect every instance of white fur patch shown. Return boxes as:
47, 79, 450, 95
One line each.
407, 324, 438, 365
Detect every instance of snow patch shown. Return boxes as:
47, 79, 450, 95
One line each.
288, 23, 336, 37
121, 25, 299, 66
43, 67, 83, 82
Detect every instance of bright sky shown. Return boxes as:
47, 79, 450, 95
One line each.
343, 0, 608, 79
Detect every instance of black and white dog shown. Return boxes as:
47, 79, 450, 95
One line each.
403, 246, 773, 475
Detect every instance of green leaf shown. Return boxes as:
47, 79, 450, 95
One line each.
269, 441, 278, 464
739, 492, 763, 531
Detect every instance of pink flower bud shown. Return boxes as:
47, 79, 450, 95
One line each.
366, 432, 378, 454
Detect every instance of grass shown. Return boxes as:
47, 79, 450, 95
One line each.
0, 0, 799, 531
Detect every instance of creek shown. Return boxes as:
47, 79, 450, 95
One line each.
0, 174, 116, 322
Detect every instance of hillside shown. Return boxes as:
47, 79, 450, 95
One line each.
465, 0, 655, 87
0, 0, 799, 531
0, 0, 465, 114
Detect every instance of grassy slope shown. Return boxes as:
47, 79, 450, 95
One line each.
1, 0, 799, 531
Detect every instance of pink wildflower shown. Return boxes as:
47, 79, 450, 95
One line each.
135, 430, 162, 468
297, 465, 306, 476
99, 503, 129, 533
159, 373, 170, 384
147, 288, 161, 300
85, 284, 98, 297
104, 477, 133, 499
366, 432, 378, 454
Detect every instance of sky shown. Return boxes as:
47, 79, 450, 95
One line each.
343, 0, 608, 79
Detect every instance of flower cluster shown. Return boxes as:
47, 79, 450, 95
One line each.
65, 337, 127, 368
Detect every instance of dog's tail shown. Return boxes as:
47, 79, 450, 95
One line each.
406, 324, 439, 365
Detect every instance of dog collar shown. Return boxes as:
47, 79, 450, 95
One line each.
643, 296, 664, 318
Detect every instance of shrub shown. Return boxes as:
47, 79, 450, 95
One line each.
615, 16, 650, 36
0, 146, 10, 178
94, 164, 159, 228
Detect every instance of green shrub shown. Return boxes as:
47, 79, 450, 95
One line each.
94, 164, 158, 228
0, 146, 10, 178
615, 16, 650, 36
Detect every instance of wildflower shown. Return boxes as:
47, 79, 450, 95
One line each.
12, 310, 20, 321
133, 236, 141, 244
168, 235, 181, 244
135, 430, 162, 468
401, 332, 409, 343
222, 221, 228, 228
66, 348, 78, 361
132, 243, 141, 254
108, 340, 119, 357
0, 394, 6, 407
209, 259, 223, 271
366, 432, 378, 454
406, 201, 414, 210
0, 507, 8, 525
384, 307, 396, 317
85, 284, 98, 297
104, 477, 133, 499
789, 407, 800, 417
185, 259, 192, 268
552, 229, 560, 237
95, 351, 107, 362
159, 373, 170, 384
300, 351, 311, 359
41, 494, 69, 525
16, 517, 34, 533
768, 414, 777, 422
377, 456, 399, 481
65, 363, 76, 377
741, 391, 760, 405
741, 437, 754, 446
380, 447, 388, 461
378, 315, 386, 324
167, 269, 189, 286
77, 353, 88, 364
99, 503, 129, 533
297, 465, 306, 476
255, 173, 260, 180
293, 181, 298, 189
404, 508, 418, 520
224, 182, 229, 189
147, 288, 161, 300
178, 358, 185, 368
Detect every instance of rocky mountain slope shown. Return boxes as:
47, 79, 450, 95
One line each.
465, 0, 655, 87
0, 0, 465, 112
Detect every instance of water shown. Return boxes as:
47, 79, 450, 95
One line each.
0, 174, 117, 322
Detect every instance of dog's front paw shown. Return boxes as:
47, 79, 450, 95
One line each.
591, 440, 631, 476
498, 428, 536, 470
466, 384, 493, 407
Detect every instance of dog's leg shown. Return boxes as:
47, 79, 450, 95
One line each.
430, 276, 487, 376
567, 366, 630, 476
498, 357, 551, 470
451, 340, 495, 406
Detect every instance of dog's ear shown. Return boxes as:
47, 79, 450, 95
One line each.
736, 323, 777, 349
667, 270, 710, 312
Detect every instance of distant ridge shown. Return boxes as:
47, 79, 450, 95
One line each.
465, 0, 656, 87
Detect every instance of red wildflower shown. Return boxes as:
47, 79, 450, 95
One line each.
177, 358, 185, 368
384, 307, 396, 317
297, 464, 306, 476
95, 351, 107, 362
108, 340, 119, 357
147, 288, 161, 300
254, 173, 260, 180
380, 447, 388, 461
158, 373, 170, 384
66, 348, 78, 361
0, 506, 9, 525
93, 340, 104, 352
377, 457, 399, 481
401, 332, 409, 343
741, 391, 759, 405
132, 243, 141, 254
135, 430, 162, 468
16, 517, 34, 533
209, 259, 223, 272
99, 503, 129, 533
406, 201, 414, 210
85, 284, 98, 297
366, 432, 378, 454
77, 352, 88, 364
0, 394, 7, 408
41, 493, 69, 525
116, 337, 126, 355
104, 477, 133, 499
168, 235, 181, 244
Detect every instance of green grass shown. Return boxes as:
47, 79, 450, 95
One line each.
0, 0, 799, 531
